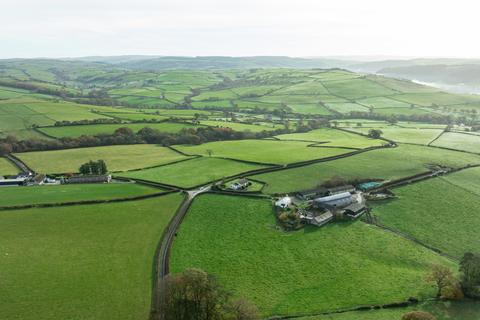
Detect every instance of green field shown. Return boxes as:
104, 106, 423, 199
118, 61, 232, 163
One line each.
0, 157, 19, 175
198, 120, 278, 132
170, 194, 453, 316
371, 167, 480, 258
349, 127, 444, 145
119, 157, 269, 188
275, 128, 384, 148
38, 121, 199, 138
321, 77, 398, 99
15, 144, 189, 173
175, 140, 352, 165
253, 144, 480, 194
0, 194, 183, 320
432, 132, 480, 153
303, 300, 480, 320
0, 99, 113, 139
0, 183, 161, 207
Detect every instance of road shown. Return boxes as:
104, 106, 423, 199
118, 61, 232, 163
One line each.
151, 184, 211, 313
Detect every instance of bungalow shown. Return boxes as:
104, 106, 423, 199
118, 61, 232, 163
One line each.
229, 178, 250, 191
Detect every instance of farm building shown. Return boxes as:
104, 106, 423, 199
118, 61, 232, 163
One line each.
313, 192, 366, 219
0, 172, 31, 187
229, 178, 251, 190
300, 211, 334, 227
65, 174, 112, 184
296, 185, 355, 200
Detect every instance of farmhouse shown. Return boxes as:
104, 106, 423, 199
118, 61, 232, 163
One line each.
229, 178, 250, 191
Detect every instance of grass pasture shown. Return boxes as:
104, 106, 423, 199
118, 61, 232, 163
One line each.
0, 194, 183, 320
119, 157, 270, 188
0, 157, 19, 175
253, 144, 480, 194
349, 127, 444, 145
175, 140, 352, 165
198, 120, 278, 132
321, 78, 397, 99
371, 169, 480, 258
170, 194, 453, 316
38, 121, 199, 138
275, 128, 384, 149
15, 144, 189, 173
0, 183, 161, 207
432, 131, 480, 153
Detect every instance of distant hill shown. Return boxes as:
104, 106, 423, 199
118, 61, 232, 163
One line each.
70, 56, 356, 70
347, 58, 480, 73
346, 58, 480, 94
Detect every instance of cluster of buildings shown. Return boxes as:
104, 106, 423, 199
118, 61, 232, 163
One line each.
0, 171, 112, 187
0, 172, 33, 187
274, 185, 367, 228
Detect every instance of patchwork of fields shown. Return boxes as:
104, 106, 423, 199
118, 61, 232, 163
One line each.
1, 62, 480, 319
0, 194, 183, 320
371, 167, 480, 258
175, 140, 354, 165
119, 157, 270, 188
253, 144, 480, 194
15, 144, 190, 173
170, 194, 454, 316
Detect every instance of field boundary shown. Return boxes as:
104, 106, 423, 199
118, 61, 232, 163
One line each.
111, 156, 199, 173
267, 297, 439, 320
0, 190, 177, 211
113, 176, 183, 191
5, 153, 35, 173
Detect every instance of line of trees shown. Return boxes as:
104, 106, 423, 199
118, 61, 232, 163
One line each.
152, 268, 258, 320
0, 119, 331, 155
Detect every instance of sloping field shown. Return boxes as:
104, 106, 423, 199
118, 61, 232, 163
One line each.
199, 120, 278, 132
0, 183, 161, 207
119, 157, 269, 188
275, 128, 384, 148
0, 194, 183, 320
175, 140, 352, 165
0, 157, 19, 175
431, 132, 480, 153
371, 169, 480, 258
38, 121, 199, 138
349, 127, 444, 145
321, 78, 397, 99
441, 166, 480, 195
252, 144, 480, 194
170, 194, 453, 316
15, 144, 189, 173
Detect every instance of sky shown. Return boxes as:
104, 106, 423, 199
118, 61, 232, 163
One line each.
2, 0, 480, 59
